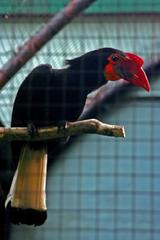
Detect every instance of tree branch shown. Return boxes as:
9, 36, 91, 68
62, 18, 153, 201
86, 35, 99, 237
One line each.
0, 0, 96, 89
0, 119, 125, 141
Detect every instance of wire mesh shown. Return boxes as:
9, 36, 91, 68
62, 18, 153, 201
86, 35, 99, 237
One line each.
0, 1, 160, 240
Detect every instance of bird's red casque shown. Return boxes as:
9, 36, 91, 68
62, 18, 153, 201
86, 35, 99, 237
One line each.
104, 51, 150, 92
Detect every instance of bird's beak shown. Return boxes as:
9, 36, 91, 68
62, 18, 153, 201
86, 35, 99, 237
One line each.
117, 52, 150, 92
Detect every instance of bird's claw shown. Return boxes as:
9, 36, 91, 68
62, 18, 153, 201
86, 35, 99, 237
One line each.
27, 123, 37, 138
57, 120, 68, 132
56, 121, 70, 144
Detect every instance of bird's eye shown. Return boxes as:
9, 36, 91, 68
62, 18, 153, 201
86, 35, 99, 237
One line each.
111, 55, 119, 62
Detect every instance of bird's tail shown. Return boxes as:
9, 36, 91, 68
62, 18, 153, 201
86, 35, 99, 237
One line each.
5, 143, 48, 225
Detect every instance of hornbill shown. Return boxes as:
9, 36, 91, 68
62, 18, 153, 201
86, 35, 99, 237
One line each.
5, 48, 150, 226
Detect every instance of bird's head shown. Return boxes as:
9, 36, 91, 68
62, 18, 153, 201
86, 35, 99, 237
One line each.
104, 49, 150, 92
66, 48, 150, 92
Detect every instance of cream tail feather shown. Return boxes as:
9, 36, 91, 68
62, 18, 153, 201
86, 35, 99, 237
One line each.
5, 144, 47, 212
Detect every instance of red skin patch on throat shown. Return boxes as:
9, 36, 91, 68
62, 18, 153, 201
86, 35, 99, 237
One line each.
104, 63, 120, 81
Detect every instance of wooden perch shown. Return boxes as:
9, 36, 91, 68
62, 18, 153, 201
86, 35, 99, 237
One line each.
0, 119, 125, 142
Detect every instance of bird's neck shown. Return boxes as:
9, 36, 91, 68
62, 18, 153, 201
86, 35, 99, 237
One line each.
65, 64, 107, 95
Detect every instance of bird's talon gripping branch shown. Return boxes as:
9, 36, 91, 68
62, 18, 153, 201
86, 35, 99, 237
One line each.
57, 120, 68, 132
27, 123, 38, 138
57, 121, 69, 144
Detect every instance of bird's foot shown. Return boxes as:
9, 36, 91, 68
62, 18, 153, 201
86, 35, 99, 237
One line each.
57, 120, 68, 132
57, 121, 69, 144
27, 123, 38, 138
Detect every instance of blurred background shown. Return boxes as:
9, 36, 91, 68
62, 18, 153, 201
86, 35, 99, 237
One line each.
0, 1, 160, 240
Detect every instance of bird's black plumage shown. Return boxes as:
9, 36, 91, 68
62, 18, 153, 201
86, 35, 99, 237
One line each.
11, 48, 120, 165
12, 48, 119, 128
8, 48, 119, 225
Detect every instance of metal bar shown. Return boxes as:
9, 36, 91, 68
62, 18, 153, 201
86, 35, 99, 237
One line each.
0, 0, 96, 89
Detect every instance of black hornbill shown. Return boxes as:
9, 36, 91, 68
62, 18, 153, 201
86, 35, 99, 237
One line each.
6, 48, 150, 225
